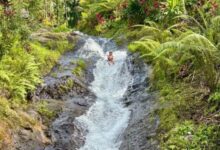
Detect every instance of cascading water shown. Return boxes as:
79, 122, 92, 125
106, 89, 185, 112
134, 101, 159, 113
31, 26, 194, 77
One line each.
75, 36, 133, 150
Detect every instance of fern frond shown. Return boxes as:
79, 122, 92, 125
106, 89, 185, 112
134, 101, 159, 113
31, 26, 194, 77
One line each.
131, 39, 160, 52
132, 25, 161, 33
0, 70, 10, 84
197, 8, 208, 29
211, 16, 220, 29
180, 33, 217, 51
174, 15, 205, 31
167, 22, 187, 30
144, 20, 159, 28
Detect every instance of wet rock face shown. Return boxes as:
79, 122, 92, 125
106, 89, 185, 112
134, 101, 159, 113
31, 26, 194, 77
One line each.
45, 94, 95, 150
13, 32, 96, 150
36, 47, 95, 150
119, 53, 159, 150
36, 34, 96, 150
34, 48, 95, 101
35, 76, 91, 100
44, 98, 90, 150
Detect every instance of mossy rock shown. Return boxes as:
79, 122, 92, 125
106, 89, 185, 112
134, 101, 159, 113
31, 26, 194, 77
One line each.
36, 99, 64, 125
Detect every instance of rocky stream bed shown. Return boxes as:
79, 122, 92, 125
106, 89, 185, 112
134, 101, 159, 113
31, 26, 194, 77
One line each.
13, 32, 159, 150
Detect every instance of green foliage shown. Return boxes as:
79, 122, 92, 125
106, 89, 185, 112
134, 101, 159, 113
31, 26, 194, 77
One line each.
0, 0, 220, 149
72, 66, 83, 77
77, 59, 86, 70
158, 107, 178, 132
53, 23, 71, 32
0, 31, 16, 59
0, 43, 41, 102
126, 11, 220, 148
129, 24, 220, 90
167, 0, 186, 15
0, 37, 71, 102
29, 43, 60, 75
123, 0, 146, 24
209, 91, 220, 104
208, 87, 220, 112
29, 40, 72, 75
58, 78, 75, 94
72, 59, 86, 77
65, 0, 82, 28
0, 97, 15, 118
161, 121, 220, 149
36, 101, 55, 119
0, 0, 82, 148
157, 82, 208, 129
44, 39, 72, 52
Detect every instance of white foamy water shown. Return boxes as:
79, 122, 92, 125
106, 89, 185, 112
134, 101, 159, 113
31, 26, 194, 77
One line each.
78, 38, 105, 58
76, 37, 132, 150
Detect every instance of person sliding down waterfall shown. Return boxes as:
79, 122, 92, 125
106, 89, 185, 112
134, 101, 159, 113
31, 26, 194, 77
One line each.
107, 51, 114, 65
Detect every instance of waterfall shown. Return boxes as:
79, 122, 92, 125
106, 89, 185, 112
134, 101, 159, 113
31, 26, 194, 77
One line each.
75, 36, 133, 150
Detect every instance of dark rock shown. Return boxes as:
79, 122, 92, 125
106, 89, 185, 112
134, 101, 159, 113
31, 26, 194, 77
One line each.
47, 97, 91, 150
74, 100, 88, 107
119, 53, 159, 150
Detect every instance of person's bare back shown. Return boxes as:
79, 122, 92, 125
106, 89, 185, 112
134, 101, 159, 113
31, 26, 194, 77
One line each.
107, 51, 114, 65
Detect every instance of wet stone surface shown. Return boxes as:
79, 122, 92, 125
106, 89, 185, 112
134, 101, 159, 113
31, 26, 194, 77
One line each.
119, 53, 159, 150
39, 34, 97, 150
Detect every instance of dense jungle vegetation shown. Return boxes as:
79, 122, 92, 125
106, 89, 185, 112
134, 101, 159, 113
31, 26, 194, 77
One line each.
1, 0, 220, 149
